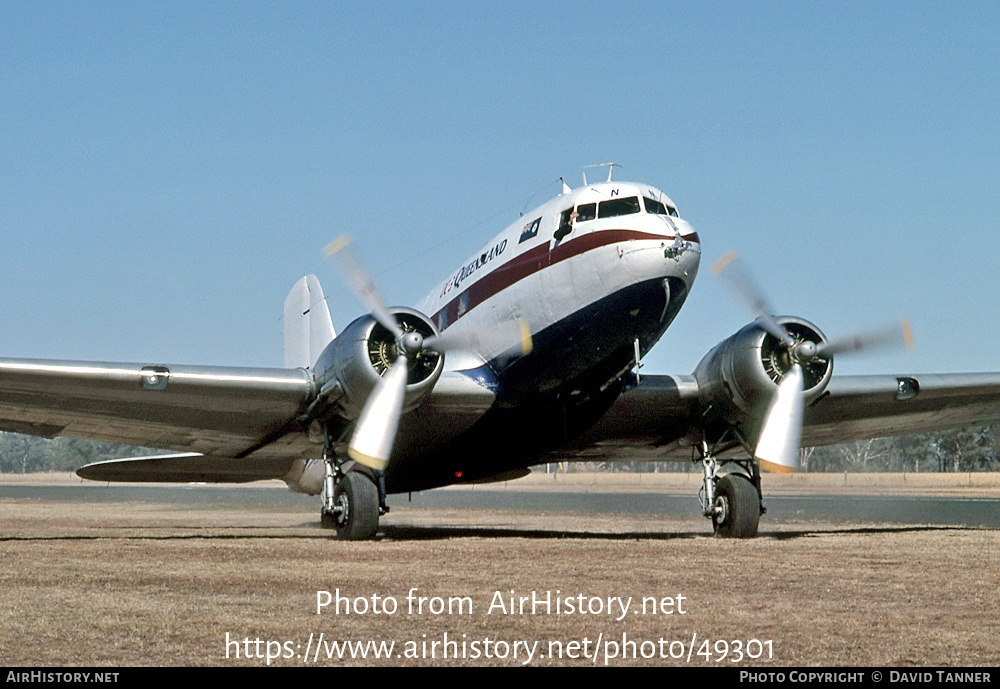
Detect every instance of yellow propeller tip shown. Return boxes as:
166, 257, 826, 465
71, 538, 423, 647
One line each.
901, 317, 915, 350
323, 235, 352, 258
519, 319, 534, 356
347, 448, 388, 472
711, 250, 738, 276
757, 458, 798, 474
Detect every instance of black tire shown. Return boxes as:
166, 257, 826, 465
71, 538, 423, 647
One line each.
712, 473, 760, 538
331, 472, 380, 540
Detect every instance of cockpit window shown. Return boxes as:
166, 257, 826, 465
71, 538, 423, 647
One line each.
560, 203, 598, 228
644, 196, 679, 217
598, 196, 641, 219
644, 197, 667, 214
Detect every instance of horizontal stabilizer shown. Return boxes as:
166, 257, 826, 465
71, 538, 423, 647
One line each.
76, 453, 294, 484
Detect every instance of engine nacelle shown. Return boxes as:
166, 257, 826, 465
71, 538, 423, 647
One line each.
313, 307, 444, 420
694, 316, 833, 426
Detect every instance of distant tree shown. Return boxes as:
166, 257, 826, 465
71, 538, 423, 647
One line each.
799, 447, 816, 472
931, 425, 997, 472
0, 433, 49, 473
837, 438, 892, 472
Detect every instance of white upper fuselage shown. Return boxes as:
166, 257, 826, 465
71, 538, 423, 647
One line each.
415, 181, 702, 371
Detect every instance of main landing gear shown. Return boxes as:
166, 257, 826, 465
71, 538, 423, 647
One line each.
698, 442, 765, 538
320, 454, 387, 540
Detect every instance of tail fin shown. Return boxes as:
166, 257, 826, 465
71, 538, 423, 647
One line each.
283, 275, 336, 369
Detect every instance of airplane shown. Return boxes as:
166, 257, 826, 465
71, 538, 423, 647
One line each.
3, 165, 1000, 540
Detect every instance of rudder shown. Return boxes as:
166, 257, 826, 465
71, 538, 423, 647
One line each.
283, 274, 336, 369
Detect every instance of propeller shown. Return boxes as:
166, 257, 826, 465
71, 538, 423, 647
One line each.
711, 250, 795, 348
323, 235, 531, 471
323, 235, 405, 341
712, 251, 914, 473
754, 363, 804, 474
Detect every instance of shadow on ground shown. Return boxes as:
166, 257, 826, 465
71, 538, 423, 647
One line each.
2, 523, 977, 543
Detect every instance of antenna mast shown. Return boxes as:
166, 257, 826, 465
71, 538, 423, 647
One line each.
581, 162, 622, 185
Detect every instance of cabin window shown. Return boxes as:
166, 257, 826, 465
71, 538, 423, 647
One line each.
598, 196, 640, 219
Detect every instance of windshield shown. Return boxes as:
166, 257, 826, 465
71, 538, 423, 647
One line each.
598, 196, 641, 218
644, 196, 678, 217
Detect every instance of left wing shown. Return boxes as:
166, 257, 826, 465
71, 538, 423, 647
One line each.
802, 372, 1000, 446
552, 372, 1000, 462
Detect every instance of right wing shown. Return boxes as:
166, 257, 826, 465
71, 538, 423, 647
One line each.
0, 358, 317, 478
0, 357, 498, 484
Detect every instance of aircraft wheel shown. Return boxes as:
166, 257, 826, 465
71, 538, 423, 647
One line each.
332, 472, 380, 540
712, 473, 759, 538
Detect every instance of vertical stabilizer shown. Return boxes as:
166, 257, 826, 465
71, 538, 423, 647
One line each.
283, 275, 336, 369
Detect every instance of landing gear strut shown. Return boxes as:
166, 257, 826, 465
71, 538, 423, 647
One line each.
698, 442, 764, 538
320, 446, 387, 541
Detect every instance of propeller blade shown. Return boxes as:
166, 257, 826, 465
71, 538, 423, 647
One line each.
324, 235, 404, 339
347, 355, 409, 471
814, 317, 915, 359
755, 363, 804, 474
712, 251, 795, 347
423, 318, 533, 357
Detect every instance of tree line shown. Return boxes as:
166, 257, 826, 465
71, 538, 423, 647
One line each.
801, 424, 999, 473
2, 423, 998, 474
560, 423, 1000, 474
0, 432, 157, 474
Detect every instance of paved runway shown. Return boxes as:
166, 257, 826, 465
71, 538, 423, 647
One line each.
4, 482, 1000, 528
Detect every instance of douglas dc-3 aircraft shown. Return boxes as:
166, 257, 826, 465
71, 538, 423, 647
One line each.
3, 168, 1000, 539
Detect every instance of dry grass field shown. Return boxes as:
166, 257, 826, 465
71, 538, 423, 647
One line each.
2, 473, 999, 667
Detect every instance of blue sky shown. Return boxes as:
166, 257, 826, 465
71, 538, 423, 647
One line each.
2, 1, 998, 377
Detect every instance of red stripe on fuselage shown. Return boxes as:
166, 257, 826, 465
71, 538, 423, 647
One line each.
432, 229, 699, 327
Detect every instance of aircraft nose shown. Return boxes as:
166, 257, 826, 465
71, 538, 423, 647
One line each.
673, 217, 698, 242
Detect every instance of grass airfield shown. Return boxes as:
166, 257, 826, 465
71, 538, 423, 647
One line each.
2, 472, 998, 667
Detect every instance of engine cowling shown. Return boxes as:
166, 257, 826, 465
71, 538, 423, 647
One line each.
694, 316, 833, 426
313, 307, 444, 419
